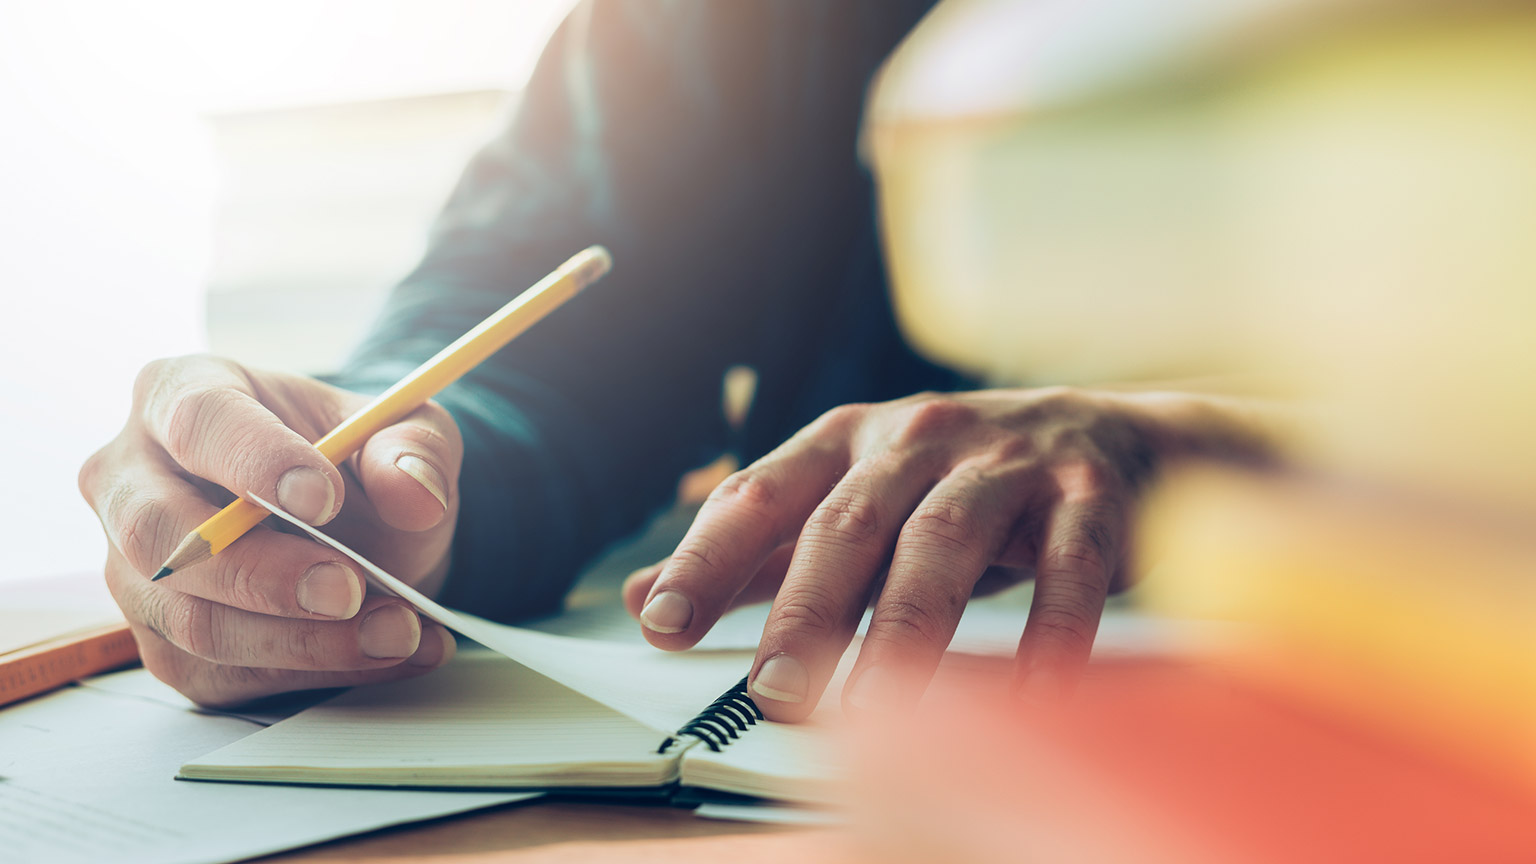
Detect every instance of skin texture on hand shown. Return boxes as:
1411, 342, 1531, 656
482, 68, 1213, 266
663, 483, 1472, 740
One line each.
623, 387, 1276, 721
78, 355, 464, 707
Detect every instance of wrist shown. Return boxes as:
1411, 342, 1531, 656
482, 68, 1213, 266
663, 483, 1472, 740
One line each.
1108, 390, 1284, 468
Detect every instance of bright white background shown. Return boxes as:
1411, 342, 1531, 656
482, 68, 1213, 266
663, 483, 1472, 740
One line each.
0, 0, 572, 583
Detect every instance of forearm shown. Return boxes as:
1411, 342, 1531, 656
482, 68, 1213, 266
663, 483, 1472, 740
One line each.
331, 1, 890, 620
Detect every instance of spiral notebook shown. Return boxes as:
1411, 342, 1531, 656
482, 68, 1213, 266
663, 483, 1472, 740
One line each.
179, 497, 840, 804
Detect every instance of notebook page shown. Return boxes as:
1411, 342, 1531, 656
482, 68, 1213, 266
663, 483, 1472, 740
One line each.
182, 651, 674, 786
674, 637, 861, 804
251, 495, 755, 737
679, 718, 840, 804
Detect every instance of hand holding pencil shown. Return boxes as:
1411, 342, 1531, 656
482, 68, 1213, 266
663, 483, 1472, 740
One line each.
78, 248, 609, 706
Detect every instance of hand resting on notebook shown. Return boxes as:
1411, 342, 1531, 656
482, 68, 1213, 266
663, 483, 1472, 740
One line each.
78, 355, 461, 707
623, 387, 1275, 721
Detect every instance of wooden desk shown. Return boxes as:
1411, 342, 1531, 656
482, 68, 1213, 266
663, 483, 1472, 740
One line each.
267, 799, 833, 863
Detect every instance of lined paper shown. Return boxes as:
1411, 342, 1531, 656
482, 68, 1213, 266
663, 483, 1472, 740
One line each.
183, 651, 675, 786
0, 678, 531, 864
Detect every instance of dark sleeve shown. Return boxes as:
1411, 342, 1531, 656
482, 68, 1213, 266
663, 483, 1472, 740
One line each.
331, 0, 946, 621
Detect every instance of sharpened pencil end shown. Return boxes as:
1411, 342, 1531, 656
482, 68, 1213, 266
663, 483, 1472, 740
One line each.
152, 566, 173, 582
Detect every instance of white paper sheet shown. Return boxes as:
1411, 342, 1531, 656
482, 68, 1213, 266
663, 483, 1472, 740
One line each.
0, 680, 535, 864
252, 494, 759, 735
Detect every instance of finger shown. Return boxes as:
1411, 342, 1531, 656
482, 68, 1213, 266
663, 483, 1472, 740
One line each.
844, 466, 1036, 714
638, 418, 855, 648
748, 456, 935, 722
622, 561, 664, 619
131, 616, 456, 709
109, 553, 427, 671
1016, 493, 1124, 701
622, 544, 794, 621
354, 400, 462, 533
90, 463, 365, 620
137, 356, 343, 524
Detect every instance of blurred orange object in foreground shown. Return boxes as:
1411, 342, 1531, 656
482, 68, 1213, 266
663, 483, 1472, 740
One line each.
845, 660, 1536, 864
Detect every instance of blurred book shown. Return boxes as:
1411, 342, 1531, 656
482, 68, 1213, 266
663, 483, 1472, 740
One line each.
1140, 465, 1536, 796
0, 573, 137, 708
848, 658, 1536, 864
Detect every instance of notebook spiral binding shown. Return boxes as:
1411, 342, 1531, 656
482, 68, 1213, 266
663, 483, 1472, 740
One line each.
657, 676, 764, 754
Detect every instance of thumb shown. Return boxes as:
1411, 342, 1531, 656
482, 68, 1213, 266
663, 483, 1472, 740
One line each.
355, 400, 463, 532
140, 356, 344, 525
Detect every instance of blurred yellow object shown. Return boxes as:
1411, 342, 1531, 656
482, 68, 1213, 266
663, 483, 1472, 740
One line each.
867, 0, 1536, 509
1227, 12, 1536, 513
866, 0, 1307, 385
1140, 466, 1536, 793
862, 0, 1536, 845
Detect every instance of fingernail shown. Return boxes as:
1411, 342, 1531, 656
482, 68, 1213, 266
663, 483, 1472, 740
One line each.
395, 454, 448, 511
407, 624, 457, 668
277, 466, 336, 524
751, 654, 808, 704
640, 590, 693, 634
846, 665, 902, 712
359, 606, 421, 659
296, 562, 361, 619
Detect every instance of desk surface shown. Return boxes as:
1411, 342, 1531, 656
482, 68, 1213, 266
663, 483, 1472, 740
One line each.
266, 799, 828, 864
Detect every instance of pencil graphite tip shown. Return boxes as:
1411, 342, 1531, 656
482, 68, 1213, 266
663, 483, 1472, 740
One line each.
152, 566, 173, 582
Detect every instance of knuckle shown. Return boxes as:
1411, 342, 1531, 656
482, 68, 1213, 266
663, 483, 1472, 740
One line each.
670, 533, 732, 575
1059, 458, 1116, 492
896, 398, 976, 447
708, 469, 778, 514
984, 433, 1038, 466
872, 598, 953, 649
181, 600, 221, 661
805, 491, 882, 541
197, 603, 242, 664
1027, 599, 1099, 650
221, 555, 271, 614
163, 386, 238, 465
903, 498, 980, 554
145, 590, 219, 661
1079, 506, 1123, 556
1041, 539, 1110, 584
773, 585, 846, 635
808, 403, 868, 438
105, 487, 171, 570
132, 357, 175, 403
77, 445, 108, 499
1032, 384, 1081, 408
285, 625, 330, 670
1025, 386, 1092, 424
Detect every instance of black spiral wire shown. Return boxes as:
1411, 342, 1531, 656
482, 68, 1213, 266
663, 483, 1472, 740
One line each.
657, 677, 764, 753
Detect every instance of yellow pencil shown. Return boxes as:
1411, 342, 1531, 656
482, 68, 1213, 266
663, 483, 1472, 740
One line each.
153, 246, 612, 581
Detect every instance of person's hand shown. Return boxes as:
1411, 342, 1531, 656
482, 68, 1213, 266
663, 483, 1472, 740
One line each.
623, 387, 1258, 720
79, 355, 463, 707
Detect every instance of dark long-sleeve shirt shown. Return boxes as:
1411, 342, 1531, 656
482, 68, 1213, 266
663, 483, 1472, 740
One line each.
333, 0, 966, 620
